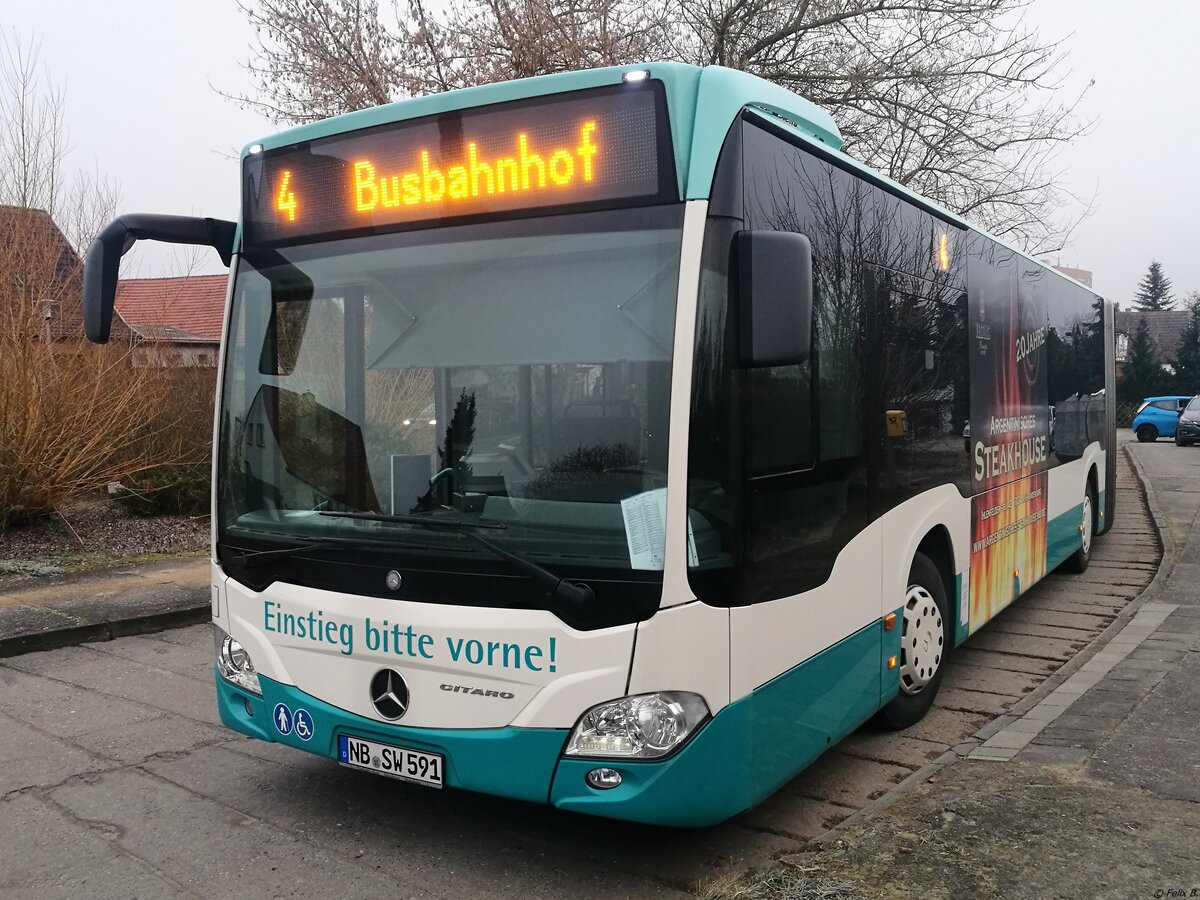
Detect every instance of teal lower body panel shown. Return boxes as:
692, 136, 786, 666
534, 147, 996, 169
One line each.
953, 573, 969, 647
551, 621, 882, 827
1047, 502, 1084, 571
215, 672, 568, 805
217, 622, 884, 828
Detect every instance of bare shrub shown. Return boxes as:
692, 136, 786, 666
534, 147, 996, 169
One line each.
0, 32, 211, 529
0, 221, 218, 527
0, 302, 181, 528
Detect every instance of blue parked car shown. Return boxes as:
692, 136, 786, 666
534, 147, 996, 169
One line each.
1133, 395, 1193, 442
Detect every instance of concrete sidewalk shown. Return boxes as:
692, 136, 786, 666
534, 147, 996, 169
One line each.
786, 440, 1200, 898
0, 559, 210, 657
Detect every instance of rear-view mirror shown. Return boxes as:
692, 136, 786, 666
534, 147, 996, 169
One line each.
733, 230, 813, 367
83, 214, 236, 343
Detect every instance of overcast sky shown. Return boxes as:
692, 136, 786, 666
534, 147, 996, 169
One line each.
6, 0, 1198, 306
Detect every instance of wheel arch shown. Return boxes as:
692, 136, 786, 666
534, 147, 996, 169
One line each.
913, 525, 958, 632
1087, 462, 1100, 532
879, 485, 969, 628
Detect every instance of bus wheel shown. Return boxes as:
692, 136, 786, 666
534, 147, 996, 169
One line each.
876, 553, 949, 730
1061, 483, 1096, 574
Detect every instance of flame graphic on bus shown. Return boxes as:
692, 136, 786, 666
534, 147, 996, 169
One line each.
969, 474, 1047, 632
968, 277, 1048, 633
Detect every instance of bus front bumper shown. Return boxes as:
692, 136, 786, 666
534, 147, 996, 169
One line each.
215, 671, 756, 827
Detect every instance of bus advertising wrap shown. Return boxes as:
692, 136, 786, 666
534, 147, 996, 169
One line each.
967, 252, 1051, 631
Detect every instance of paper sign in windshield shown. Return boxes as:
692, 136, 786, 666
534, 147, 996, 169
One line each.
620, 488, 697, 570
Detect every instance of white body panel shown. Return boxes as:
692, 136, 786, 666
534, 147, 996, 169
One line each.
1046, 446, 1105, 521
225, 578, 636, 729
211, 561, 228, 628
728, 488, 972, 704
729, 521, 882, 702
628, 599, 730, 711
660, 200, 708, 608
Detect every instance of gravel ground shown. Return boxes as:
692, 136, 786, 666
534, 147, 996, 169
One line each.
0, 496, 207, 583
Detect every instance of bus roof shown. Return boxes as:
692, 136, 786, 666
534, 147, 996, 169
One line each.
241, 62, 842, 203
241, 63, 1100, 300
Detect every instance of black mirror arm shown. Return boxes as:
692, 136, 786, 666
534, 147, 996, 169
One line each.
108, 214, 236, 265
83, 214, 236, 344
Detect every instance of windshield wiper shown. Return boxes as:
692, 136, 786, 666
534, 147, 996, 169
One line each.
222, 535, 471, 570
224, 540, 346, 570
319, 511, 595, 609
319, 511, 507, 530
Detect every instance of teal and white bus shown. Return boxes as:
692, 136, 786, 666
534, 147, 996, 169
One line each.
83, 63, 1114, 827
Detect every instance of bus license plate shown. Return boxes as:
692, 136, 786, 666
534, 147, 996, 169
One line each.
337, 735, 443, 788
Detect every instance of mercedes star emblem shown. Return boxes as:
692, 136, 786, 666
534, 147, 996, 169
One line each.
370, 668, 410, 720
385, 570, 402, 591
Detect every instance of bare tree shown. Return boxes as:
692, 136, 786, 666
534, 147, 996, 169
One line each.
0, 31, 120, 251
0, 33, 68, 223
0, 33, 207, 528
452, 0, 671, 85
229, 0, 669, 120
669, 0, 1091, 253
234, 0, 410, 121
231, 0, 1089, 252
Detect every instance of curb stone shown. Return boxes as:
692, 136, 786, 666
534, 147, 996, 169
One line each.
0, 605, 211, 658
0, 558, 211, 657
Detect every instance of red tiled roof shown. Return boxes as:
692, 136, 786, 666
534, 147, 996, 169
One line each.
0, 204, 105, 340
0, 205, 79, 286
114, 275, 227, 343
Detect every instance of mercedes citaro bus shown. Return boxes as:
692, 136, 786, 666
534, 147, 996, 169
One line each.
82, 63, 1114, 827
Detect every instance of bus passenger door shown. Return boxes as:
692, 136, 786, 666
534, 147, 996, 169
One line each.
727, 252, 882, 771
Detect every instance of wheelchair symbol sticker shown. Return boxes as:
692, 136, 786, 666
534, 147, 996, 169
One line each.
293, 708, 314, 742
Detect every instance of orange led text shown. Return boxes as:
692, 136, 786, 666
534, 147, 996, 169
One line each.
275, 170, 297, 221
352, 122, 599, 213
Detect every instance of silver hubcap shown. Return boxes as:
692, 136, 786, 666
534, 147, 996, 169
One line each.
1081, 493, 1093, 555
899, 585, 944, 695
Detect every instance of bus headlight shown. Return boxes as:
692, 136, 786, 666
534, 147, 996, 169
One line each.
564, 692, 709, 759
214, 627, 262, 696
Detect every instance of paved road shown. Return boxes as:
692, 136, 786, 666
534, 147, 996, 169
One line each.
0, 439, 1158, 898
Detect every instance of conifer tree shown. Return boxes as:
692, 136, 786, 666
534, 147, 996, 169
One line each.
1134, 261, 1174, 311
1173, 293, 1200, 393
1120, 318, 1168, 402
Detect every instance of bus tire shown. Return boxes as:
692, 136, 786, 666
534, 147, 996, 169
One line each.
1061, 482, 1096, 574
875, 552, 950, 731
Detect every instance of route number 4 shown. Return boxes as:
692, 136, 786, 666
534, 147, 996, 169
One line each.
276, 170, 297, 222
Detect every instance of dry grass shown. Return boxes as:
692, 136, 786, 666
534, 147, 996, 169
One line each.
695, 868, 868, 900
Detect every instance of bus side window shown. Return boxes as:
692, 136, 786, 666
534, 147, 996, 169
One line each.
736, 121, 872, 601
744, 362, 814, 474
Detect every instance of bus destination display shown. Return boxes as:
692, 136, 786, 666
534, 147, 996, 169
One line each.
244, 84, 670, 245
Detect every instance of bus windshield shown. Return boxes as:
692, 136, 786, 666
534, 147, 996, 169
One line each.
218, 204, 684, 578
